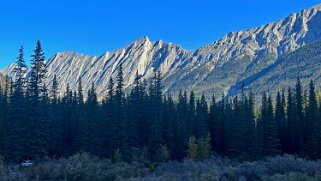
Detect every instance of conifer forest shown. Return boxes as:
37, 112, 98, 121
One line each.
0, 41, 320, 160
2, 42, 321, 180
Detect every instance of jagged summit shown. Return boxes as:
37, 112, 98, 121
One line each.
3, 4, 321, 99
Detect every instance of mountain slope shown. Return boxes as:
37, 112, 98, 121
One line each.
229, 39, 321, 97
2, 4, 321, 99
165, 3, 321, 97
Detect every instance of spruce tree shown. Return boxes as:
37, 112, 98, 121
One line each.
261, 93, 279, 156
5, 47, 27, 162
102, 77, 115, 157
26, 41, 48, 160
275, 90, 287, 153
295, 78, 304, 155
195, 94, 208, 138
148, 71, 163, 161
114, 64, 127, 155
287, 88, 296, 154
306, 80, 318, 158
80, 83, 101, 155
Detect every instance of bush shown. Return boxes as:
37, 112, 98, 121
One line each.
187, 135, 212, 160
187, 136, 198, 160
1, 154, 321, 181
134, 155, 321, 181
0, 153, 150, 181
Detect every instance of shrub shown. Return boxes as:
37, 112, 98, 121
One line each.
160, 144, 170, 162
197, 134, 212, 160
114, 149, 123, 163
187, 135, 212, 160
134, 155, 321, 181
187, 136, 198, 160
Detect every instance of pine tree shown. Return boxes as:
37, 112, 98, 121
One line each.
161, 95, 175, 159
148, 71, 163, 161
47, 75, 63, 157
5, 47, 27, 162
174, 90, 188, 160
25, 41, 48, 160
287, 88, 296, 154
195, 94, 208, 138
295, 77, 304, 155
114, 64, 127, 155
306, 80, 318, 158
261, 93, 279, 156
77, 78, 83, 104
127, 71, 141, 148
13, 46, 27, 92
228, 96, 244, 159
80, 83, 101, 155
188, 91, 196, 138
101, 77, 115, 157
209, 95, 223, 154
275, 90, 287, 153
243, 90, 257, 160
50, 75, 59, 102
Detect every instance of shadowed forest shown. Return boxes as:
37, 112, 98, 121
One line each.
1, 42, 321, 180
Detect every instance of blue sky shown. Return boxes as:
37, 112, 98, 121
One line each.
0, 0, 320, 68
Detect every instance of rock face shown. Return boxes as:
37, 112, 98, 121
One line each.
2, 4, 321, 99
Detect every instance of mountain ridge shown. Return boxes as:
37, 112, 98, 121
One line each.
2, 3, 321, 99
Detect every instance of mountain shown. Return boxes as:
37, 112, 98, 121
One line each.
2, 4, 321, 99
228, 39, 321, 97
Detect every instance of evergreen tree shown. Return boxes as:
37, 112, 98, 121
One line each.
243, 90, 257, 160
148, 71, 163, 161
209, 95, 223, 154
162, 95, 175, 159
80, 83, 101, 155
195, 94, 208, 138
275, 90, 287, 153
261, 93, 279, 156
26, 41, 48, 160
13, 46, 27, 92
287, 88, 296, 154
295, 78, 304, 155
175, 90, 188, 160
127, 71, 141, 148
114, 64, 127, 155
306, 80, 319, 158
5, 47, 27, 162
101, 77, 115, 157
50, 75, 59, 102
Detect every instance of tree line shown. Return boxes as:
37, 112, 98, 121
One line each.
0, 41, 321, 163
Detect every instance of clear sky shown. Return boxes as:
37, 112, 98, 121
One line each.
0, 0, 320, 68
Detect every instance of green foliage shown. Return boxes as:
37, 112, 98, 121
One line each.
187, 135, 212, 160
160, 144, 170, 162
114, 149, 122, 163
187, 136, 198, 160
197, 134, 212, 160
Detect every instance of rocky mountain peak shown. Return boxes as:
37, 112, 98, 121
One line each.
2, 4, 321, 99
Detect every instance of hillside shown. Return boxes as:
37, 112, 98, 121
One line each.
229, 39, 321, 97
